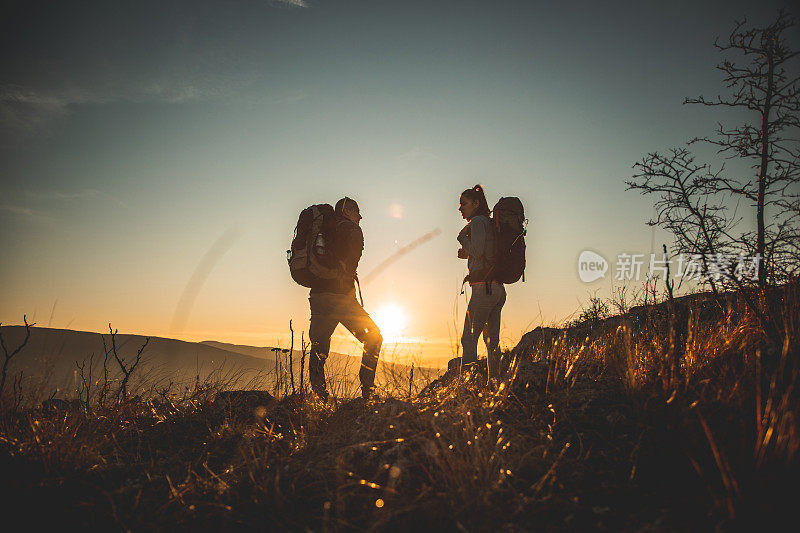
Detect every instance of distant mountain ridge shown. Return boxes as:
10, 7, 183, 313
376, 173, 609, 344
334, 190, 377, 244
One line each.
0, 326, 274, 393
200, 340, 350, 362
0, 326, 441, 398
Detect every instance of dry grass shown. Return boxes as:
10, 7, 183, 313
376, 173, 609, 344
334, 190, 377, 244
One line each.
0, 280, 798, 530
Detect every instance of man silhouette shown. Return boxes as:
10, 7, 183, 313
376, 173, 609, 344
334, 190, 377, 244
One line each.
308, 197, 383, 400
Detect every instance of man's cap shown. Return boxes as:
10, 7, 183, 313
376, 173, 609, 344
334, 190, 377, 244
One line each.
335, 197, 359, 214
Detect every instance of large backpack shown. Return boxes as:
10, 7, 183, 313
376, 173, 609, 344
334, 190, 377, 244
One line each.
287, 204, 342, 288
490, 197, 526, 284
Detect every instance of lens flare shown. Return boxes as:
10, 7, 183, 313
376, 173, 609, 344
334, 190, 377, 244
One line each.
389, 203, 405, 219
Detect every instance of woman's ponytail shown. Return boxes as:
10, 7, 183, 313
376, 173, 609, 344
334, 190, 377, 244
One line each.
461, 184, 491, 218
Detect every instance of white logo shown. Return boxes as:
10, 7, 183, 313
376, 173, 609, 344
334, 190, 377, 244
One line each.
578, 250, 608, 283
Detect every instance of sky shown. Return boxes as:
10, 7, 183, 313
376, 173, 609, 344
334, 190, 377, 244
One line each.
0, 0, 794, 366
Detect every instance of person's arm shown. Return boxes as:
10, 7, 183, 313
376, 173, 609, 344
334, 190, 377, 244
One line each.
461, 217, 488, 259
340, 224, 364, 276
457, 225, 470, 258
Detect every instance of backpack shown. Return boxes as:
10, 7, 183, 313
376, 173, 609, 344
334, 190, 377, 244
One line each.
287, 204, 343, 288
490, 197, 526, 284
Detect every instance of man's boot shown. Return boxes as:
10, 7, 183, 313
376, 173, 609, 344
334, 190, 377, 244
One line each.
313, 387, 330, 402
309, 350, 329, 402
361, 386, 376, 401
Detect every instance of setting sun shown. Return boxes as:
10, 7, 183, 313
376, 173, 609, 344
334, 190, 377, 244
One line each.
374, 303, 408, 342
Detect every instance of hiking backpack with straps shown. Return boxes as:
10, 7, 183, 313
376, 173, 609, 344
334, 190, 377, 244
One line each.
490, 197, 527, 284
287, 204, 343, 288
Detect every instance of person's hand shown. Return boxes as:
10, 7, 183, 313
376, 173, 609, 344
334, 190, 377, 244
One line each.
457, 248, 468, 259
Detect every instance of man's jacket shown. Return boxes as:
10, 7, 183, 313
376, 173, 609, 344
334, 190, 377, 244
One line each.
310, 216, 363, 294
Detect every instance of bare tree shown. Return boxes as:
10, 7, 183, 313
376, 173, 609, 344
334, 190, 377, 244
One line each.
768, 190, 800, 281
578, 295, 610, 325
629, 149, 781, 342
686, 10, 800, 286
102, 324, 149, 401
0, 315, 34, 402
663, 244, 676, 303
408, 363, 414, 399
271, 347, 281, 394
300, 332, 307, 396
10, 371, 24, 411
288, 320, 296, 394
628, 148, 738, 294
98, 342, 112, 408
629, 10, 800, 290
608, 282, 643, 316
76, 353, 95, 411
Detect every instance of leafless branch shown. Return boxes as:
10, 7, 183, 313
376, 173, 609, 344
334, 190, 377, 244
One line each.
102, 323, 149, 401
0, 315, 35, 401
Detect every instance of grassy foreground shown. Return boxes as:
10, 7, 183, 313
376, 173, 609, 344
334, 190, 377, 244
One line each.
1, 281, 798, 531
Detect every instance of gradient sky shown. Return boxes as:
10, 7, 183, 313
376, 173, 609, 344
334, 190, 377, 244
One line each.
0, 0, 793, 365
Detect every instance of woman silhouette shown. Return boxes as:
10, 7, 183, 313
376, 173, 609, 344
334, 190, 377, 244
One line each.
457, 184, 505, 381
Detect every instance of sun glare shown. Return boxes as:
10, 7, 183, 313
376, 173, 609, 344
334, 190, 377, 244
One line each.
374, 303, 408, 342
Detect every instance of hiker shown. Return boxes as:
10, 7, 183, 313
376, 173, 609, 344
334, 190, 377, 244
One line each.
457, 184, 506, 380
307, 197, 383, 401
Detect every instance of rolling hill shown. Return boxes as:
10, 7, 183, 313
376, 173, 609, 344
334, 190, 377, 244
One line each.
0, 326, 441, 399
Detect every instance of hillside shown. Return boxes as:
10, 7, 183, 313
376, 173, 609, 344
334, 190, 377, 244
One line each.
0, 326, 272, 395
0, 327, 441, 399
0, 282, 796, 530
